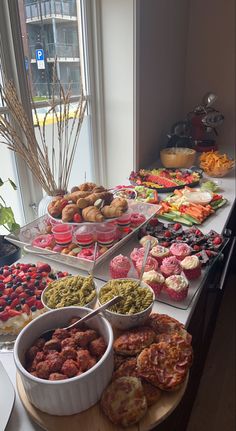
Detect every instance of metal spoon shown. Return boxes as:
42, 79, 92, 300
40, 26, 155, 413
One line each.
139, 240, 151, 283
41, 295, 122, 340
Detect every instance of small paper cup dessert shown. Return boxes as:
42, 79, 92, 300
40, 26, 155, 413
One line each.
98, 278, 154, 330
136, 256, 158, 276
180, 255, 201, 280
150, 245, 170, 264
109, 254, 131, 279
165, 275, 189, 301
142, 270, 165, 296
41, 275, 97, 311
169, 243, 191, 261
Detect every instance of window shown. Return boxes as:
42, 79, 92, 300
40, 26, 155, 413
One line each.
0, 0, 101, 227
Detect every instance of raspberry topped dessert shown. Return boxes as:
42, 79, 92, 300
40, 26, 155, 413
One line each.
0, 263, 69, 335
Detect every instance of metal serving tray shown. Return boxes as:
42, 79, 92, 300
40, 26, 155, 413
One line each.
5, 202, 161, 272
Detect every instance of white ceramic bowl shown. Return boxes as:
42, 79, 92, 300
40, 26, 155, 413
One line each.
41, 276, 97, 311
98, 278, 155, 330
14, 307, 113, 415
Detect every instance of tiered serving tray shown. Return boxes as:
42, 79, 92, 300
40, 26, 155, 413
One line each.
6, 202, 161, 272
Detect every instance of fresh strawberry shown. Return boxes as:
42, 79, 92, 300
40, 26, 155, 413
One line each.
213, 236, 222, 245
35, 300, 44, 310
0, 298, 7, 307
164, 230, 171, 238
173, 223, 181, 231
3, 288, 13, 296
36, 263, 51, 273
3, 275, 13, 283
0, 310, 9, 321
193, 245, 200, 251
73, 213, 83, 223
26, 297, 36, 308
19, 292, 28, 299
22, 304, 31, 315
149, 218, 159, 227
8, 309, 21, 317
10, 298, 20, 308
3, 269, 10, 277
0, 282, 4, 291
15, 286, 24, 294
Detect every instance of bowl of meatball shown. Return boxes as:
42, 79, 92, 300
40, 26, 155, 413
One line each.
14, 307, 113, 415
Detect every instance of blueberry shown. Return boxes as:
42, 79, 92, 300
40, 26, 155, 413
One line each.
31, 305, 37, 312
34, 281, 40, 287
26, 276, 31, 281
15, 304, 22, 311
36, 295, 41, 300
0, 268, 3, 274
22, 283, 28, 289
16, 282, 22, 287
20, 298, 26, 304
6, 282, 13, 288
0, 306, 4, 312
36, 275, 42, 280
0, 292, 2, 297
6, 298, 12, 305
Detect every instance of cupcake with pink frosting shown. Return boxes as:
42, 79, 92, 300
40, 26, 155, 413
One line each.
109, 254, 131, 279
165, 275, 189, 301
169, 242, 191, 261
160, 256, 181, 277
139, 235, 159, 249
142, 270, 165, 296
130, 247, 146, 268
150, 245, 170, 264
180, 255, 201, 280
136, 256, 158, 276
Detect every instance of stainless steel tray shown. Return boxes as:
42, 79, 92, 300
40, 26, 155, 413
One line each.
6, 202, 161, 271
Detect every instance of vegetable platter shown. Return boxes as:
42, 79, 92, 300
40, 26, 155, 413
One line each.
158, 187, 227, 226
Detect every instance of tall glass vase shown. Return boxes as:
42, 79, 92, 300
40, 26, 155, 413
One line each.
37, 194, 54, 217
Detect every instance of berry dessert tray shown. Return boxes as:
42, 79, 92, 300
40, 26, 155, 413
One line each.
129, 167, 202, 193
0, 262, 70, 351
5, 202, 161, 273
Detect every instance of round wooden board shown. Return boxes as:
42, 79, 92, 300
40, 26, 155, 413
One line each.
17, 373, 188, 431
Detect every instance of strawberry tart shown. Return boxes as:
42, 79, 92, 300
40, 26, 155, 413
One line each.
165, 275, 189, 301
109, 255, 131, 279
180, 255, 201, 280
142, 270, 165, 296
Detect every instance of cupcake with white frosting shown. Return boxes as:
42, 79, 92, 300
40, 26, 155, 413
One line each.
142, 270, 165, 296
165, 275, 189, 301
180, 255, 201, 280
150, 245, 170, 264
139, 235, 159, 249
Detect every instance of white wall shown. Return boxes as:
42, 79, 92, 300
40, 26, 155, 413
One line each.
137, 0, 189, 168
184, 0, 235, 157
100, 0, 134, 187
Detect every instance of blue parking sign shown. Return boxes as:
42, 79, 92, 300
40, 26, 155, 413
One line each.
36, 49, 44, 61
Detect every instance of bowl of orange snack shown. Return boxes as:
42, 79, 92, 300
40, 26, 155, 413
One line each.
199, 151, 235, 177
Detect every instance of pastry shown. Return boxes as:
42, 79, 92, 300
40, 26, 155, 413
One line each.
150, 245, 170, 264
82, 206, 104, 222
109, 254, 131, 279
130, 212, 146, 227
48, 198, 68, 217
169, 242, 191, 261
165, 275, 189, 301
79, 182, 97, 191
113, 326, 156, 356
142, 270, 165, 296
61, 204, 80, 222
139, 235, 159, 249
137, 337, 192, 391
160, 256, 182, 277
180, 255, 201, 280
101, 377, 147, 427
130, 247, 146, 268
135, 256, 158, 276
110, 197, 128, 211
64, 190, 91, 203
101, 205, 123, 218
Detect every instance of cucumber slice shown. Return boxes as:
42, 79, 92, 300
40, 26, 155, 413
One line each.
173, 216, 193, 226
181, 214, 201, 225
158, 213, 176, 221
211, 198, 227, 209
168, 210, 181, 217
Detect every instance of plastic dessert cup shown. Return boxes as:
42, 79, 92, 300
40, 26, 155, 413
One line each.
96, 224, 116, 248
109, 255, 131, 279
117, 213, 131, 230
51, 224, 73, 246
75, 226, 95, 248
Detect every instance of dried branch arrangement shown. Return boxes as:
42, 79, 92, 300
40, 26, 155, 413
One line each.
0, 74, 87, 195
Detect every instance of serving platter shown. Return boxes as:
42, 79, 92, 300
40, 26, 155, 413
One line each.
129, 167, 203, 193
6, 202, 161, 272
17, 372, 188, 431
